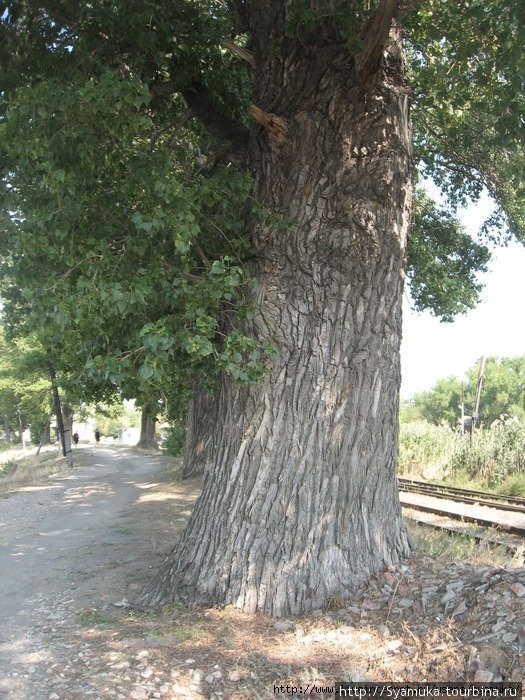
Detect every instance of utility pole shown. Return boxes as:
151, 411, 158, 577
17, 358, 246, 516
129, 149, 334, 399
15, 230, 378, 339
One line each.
470, 356, 486, 445
460, 382, 465, 436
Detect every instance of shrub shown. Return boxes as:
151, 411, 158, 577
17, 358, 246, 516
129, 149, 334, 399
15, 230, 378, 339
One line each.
399, 417, 525, 490
398, 421, 460, 479
449, 418, 525, 486
162, 425, 186, 457
497, 473, 525, 497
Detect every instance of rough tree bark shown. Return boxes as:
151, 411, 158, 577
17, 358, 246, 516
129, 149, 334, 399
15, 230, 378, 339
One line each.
62, 403, 74, 466
181, 386, 217, 479
141, 3, 412, 616
137, 403, 158, 449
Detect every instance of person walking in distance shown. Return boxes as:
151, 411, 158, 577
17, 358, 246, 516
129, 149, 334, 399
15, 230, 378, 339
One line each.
72, 432, 79, 446
95, 429, 101, 445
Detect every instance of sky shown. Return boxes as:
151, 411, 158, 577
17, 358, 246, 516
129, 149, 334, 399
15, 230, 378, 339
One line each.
400, 193, 525, 398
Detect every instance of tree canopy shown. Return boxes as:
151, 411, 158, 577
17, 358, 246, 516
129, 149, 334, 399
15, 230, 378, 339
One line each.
1, 0, 523, 408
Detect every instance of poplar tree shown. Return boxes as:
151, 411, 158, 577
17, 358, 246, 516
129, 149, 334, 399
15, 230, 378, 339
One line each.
1, 1, 523, 614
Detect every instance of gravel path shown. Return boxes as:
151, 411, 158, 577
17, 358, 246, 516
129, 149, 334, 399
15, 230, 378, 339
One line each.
0, 446, 181, 699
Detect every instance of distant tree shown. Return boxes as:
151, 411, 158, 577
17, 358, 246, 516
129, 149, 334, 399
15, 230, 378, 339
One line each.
0, 328, 51, 443
413, 378, 464, 428
92, 403, 125, 440
412, 357, 525, 428
471, 357, 525, 425
399, 399, 424, 425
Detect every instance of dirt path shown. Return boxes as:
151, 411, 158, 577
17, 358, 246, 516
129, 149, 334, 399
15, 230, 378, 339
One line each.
0, 446, 192, 700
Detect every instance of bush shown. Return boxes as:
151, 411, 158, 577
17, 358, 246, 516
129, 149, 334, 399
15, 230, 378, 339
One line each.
163, 425, 186, 457
496, 473, 525, 497
0, 460, 18, 479
449, 418, 525, 486
399, 417, 525, 490
398, 421, 460, 478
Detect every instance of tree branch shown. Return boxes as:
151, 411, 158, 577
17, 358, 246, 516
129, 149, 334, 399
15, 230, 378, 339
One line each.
358, 0, 398, 81
150, 80, 250, 163
249, 105, 287, 146
192, 239, 212, 271
399, 0, 427, 16
222, 38, 254, 65
181, 82, 250, 151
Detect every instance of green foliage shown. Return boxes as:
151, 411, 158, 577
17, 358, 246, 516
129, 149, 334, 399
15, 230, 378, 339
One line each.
0, 327, 51, 440
0, 63, 258, 403
399, 399, 423, 424
475, 356, 525, 424
407, 189, 490, 322
496, 473, 525, 498
406, 0, 525, 243
413, 377, 464, 428
0, 460, 18, 478
399, 418, 525, 490
162, 425, 187, 457
412, 356, 525, 428
448, 418, 525, 486
398, 421, 460, 476
92, 403, 125, 439
284, 0, 370, 50
0, 0, 524, 413
0, 1, 260, 411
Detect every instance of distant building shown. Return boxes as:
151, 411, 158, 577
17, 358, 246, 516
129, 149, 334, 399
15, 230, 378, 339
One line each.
118, 427, 141, 444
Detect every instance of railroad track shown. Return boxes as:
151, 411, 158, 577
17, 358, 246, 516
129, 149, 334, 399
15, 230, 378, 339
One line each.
398, 477, 525, 552
398, 477, 525, 513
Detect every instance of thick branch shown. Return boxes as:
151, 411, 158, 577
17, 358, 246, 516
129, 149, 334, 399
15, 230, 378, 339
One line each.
399, 0, 427, 15
150, 80, 250, 163
358, 0, 398, 81
192, 239, 212, 271
181, 82, 250, 149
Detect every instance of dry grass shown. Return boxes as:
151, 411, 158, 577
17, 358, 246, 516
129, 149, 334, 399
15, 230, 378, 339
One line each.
0, 447, 69, 494
405, 519, 519, 567
73, 582, 507, 698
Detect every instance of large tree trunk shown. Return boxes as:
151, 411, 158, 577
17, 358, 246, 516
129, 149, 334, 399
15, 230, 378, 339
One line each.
141, 7, 412, 616
137, 403, 158, 449
181, 386, 217, 479
3, 416, 11, 443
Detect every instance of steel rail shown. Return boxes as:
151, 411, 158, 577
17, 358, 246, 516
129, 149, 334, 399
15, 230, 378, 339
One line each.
398, 477, 525, 513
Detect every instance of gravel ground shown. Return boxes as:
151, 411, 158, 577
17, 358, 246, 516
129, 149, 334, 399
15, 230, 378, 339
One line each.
0, 447, 524, 699
0, 446, 185, 699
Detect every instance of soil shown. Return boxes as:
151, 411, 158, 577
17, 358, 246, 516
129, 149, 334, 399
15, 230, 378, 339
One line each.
0, 446, 523, 699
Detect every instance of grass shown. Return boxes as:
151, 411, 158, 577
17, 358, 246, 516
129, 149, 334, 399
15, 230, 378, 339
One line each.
495, 473, 525, 497
173, 624, 207, 644
112, 525, 133, 535
399, 419, 525, 494
405, 519, 517, 566
398, 422, 461, 479
0, 459, 18, 479
0, 448, 66, 493
78, 609, 116, 627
